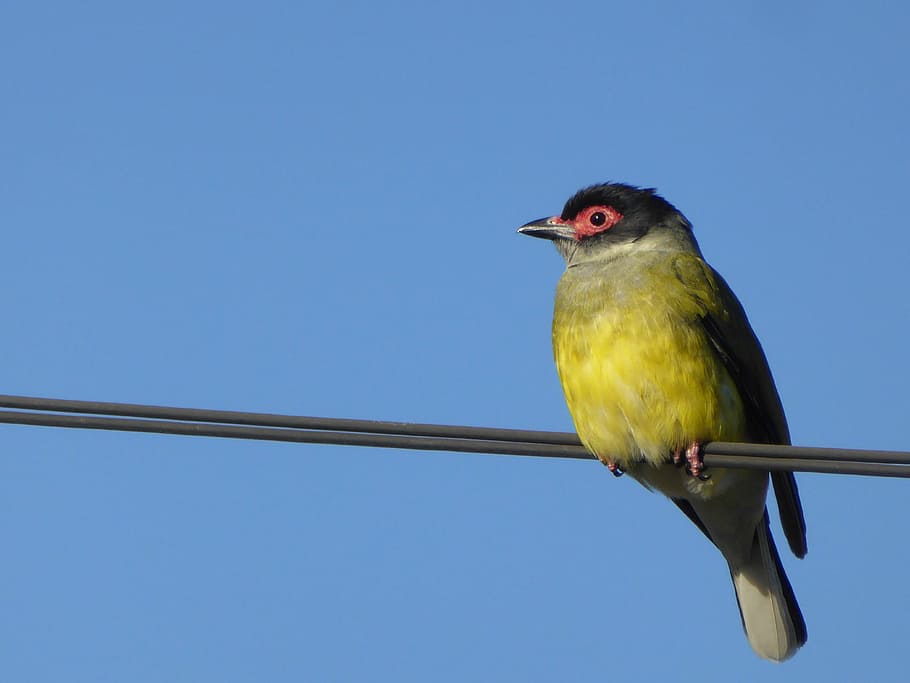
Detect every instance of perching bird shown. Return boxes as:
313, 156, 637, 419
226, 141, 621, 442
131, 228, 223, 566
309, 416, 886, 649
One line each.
519, 183, 807, 662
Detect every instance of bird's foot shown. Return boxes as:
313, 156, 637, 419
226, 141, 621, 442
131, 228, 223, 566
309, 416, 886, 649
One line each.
682, 441, 710, 480
605, 460, 624, 477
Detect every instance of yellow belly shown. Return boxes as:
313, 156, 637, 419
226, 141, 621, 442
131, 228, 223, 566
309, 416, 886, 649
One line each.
553, 265, 746, 468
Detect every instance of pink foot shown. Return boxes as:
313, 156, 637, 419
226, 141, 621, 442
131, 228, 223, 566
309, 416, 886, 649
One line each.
684, 441, 709, 480
606, 460, 624, 477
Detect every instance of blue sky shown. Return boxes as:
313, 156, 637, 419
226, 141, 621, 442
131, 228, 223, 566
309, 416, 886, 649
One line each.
1, 1, 908, 680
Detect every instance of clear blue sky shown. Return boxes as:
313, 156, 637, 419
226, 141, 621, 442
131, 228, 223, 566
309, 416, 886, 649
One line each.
1, 1, 908, 680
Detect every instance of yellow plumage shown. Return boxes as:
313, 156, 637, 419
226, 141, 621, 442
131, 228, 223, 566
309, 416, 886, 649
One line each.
553, 251, 746, 469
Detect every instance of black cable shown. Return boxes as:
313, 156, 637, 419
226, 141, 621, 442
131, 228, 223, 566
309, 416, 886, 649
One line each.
0, 410, 590, 459
0, 394, 580, 444
0, 394, 906, 478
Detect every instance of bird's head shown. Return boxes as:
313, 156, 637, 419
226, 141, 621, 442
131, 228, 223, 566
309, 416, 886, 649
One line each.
518, 183, 699, 265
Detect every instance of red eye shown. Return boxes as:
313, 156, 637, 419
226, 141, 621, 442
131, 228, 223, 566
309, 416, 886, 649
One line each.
573, 205, 623, 239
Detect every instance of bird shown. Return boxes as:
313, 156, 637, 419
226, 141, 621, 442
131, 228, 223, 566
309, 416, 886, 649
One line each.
518, 182, 807, 662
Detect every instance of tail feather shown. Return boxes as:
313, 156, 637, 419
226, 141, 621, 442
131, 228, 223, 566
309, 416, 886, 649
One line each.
730, 513, 807, 662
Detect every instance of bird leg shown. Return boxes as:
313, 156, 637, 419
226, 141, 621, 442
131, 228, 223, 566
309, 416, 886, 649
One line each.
683, 441, 709, 480
672, 442, 709, 479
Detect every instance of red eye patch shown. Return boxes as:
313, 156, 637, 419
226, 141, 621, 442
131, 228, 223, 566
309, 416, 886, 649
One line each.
572, 205, 623, 239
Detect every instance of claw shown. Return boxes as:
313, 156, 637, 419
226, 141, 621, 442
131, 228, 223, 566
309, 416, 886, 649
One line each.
672, 448, 684, 466
683, 441, 710, 480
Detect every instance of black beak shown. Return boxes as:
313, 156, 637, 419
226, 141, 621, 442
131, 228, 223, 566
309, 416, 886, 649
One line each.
517, 217, 576, 241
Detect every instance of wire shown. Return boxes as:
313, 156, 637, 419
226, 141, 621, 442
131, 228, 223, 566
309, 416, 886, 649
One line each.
0, 409, 589, 459
0, 394, 579, 444
0, 394, 907, 478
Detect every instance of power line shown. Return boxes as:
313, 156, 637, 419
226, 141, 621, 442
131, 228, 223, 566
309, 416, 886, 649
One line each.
0, 394, 579, 444
0, 393, 906, 478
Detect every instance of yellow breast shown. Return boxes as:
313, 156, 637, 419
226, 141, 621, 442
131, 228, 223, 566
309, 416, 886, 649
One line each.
552, 255, 746, 467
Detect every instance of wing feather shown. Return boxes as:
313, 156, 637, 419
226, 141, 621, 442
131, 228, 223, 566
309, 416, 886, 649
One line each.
673, 255, 807, 558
